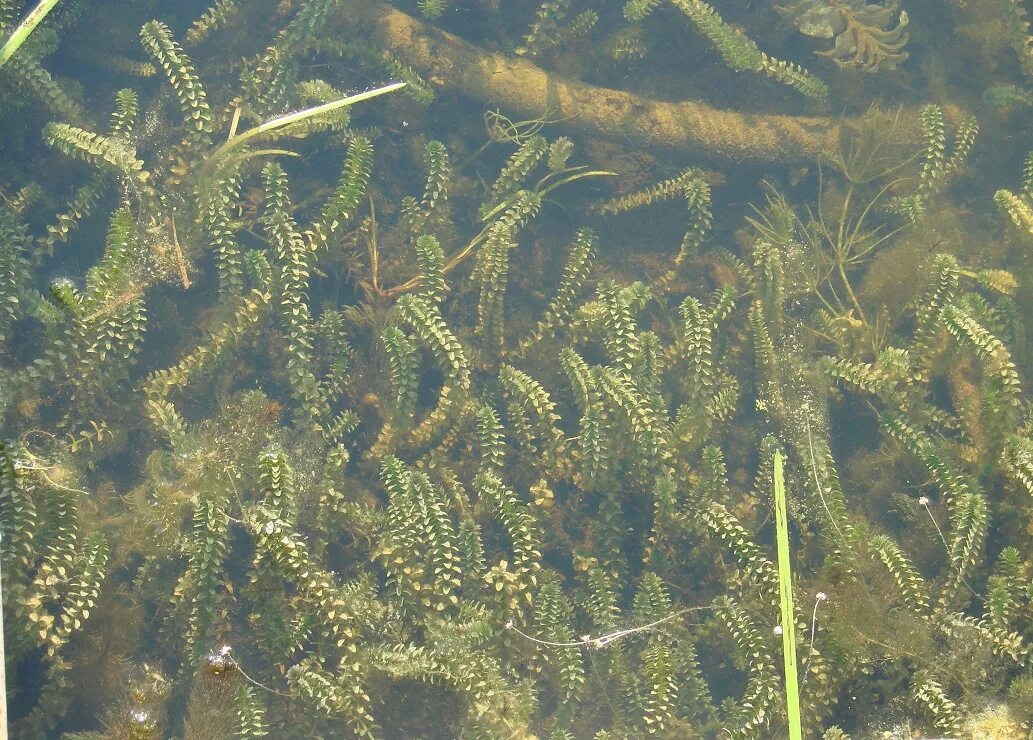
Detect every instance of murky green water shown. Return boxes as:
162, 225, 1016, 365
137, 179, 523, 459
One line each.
1, 0, 1032, 737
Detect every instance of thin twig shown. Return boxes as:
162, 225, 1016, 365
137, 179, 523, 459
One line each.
367, 196, 379, 293
170, 218, 191, 289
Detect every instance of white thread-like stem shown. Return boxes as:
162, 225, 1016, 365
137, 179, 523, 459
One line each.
506, 606, 715, 650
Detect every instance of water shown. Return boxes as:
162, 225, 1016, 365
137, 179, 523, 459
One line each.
1, 0, 1032, 737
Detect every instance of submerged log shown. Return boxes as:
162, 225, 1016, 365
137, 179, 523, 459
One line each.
341, 2, 943, 165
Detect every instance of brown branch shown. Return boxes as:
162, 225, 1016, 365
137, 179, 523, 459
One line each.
338, 3, 947, 164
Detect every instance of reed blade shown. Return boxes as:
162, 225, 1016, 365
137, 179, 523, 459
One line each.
0, 0, 61, 70
774, 450, 803, 740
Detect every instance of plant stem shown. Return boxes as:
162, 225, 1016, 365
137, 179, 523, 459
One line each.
773, 450, 803, 740
0, 0, 60, 70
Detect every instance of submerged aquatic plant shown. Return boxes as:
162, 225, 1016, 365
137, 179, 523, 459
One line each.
995, 150, 1033, 237
0, 0, 1032, 737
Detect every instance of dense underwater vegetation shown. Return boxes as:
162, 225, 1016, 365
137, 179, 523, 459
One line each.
1, 0, 1033, 737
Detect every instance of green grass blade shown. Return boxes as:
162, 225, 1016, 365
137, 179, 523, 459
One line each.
207, 82, 406, 165
0, 0, 61, 70
200, 82, 406, 185
774, 450, 803, 740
